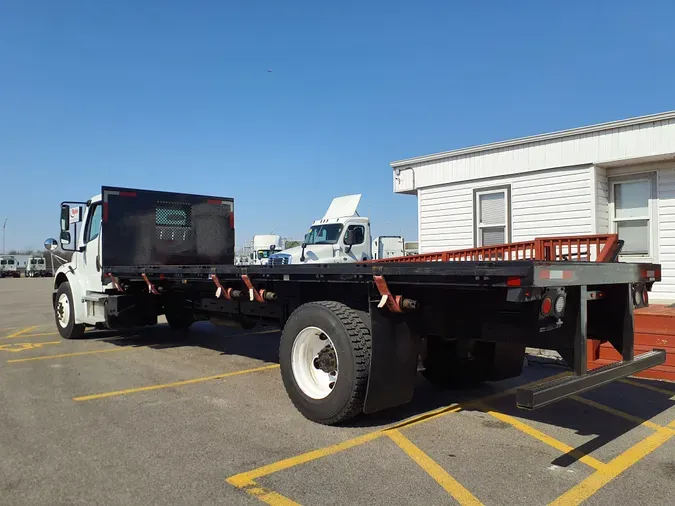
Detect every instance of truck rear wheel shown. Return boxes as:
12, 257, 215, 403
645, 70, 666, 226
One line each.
279, 301, 371, 425
54, 282, 86, 339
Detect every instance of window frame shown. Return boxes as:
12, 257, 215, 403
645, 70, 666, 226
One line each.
473, 185, 511, 247
83, 203, 103, 244
608, 172, 657, 261
344, 224, 366, 246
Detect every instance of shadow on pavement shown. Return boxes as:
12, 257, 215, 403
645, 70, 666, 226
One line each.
80, 322, 674, 469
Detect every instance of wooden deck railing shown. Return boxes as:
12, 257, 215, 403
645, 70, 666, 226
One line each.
372, 234, 621, 263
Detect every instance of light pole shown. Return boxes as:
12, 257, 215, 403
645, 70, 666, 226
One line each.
2, 218, 6, 254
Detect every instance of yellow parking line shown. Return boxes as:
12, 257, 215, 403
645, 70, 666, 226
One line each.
7, 347, 134, 363
619, 379, 675, 397
0, 341, 61, 353
225, 372, 569, 503
387, 429, 483, 505
549, 419, 675, 505
227, 431, 385, 488
0, 331, 59, 340
570, 395, 674, 434
478, 405, 607, 472
73, 363, 280, 401
3, 325, 38, 338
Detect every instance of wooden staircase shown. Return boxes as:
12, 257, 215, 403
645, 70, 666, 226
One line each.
588, 305, 675, 382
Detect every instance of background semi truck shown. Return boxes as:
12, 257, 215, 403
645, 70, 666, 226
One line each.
25, 256, 50, 277
50, 186, 666, 425
0, 256, 20, 278
268, 194, 404, 265
251, 234, 283, 265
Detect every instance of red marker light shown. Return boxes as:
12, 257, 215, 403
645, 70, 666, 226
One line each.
541, 297, 552, 316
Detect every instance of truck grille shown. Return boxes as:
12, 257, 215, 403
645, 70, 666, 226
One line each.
270, 255, 290, 266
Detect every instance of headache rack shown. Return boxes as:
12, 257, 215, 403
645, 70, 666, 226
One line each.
373, 234, 624, 263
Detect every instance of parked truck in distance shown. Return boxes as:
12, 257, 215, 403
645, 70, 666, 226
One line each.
49, 186, 666, 426
25, 256, 51, 277
0, 256, 20, 278
372, 236, 405, 260
268, 194, 404, 266
251, 234, 283, 265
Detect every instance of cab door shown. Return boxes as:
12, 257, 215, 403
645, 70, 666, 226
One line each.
80, 202, 104, 293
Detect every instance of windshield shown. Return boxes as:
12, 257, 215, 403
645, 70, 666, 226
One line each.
304, 224, 343, 245
0, 260, 6, 265
257, 250, 271, 259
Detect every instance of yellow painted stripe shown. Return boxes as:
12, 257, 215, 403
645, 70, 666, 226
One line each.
3, 325, 38, 338
227, 431, 385, 486
0, 331, 59, 340
388, 429, 483, 505
619, 378, 675, 397
480, 405, 607, 471
570, 395, 674, 434
235, 483, 301, 506
549, 419, 675, 505
0, 341, 61, 353
7, 347, 134, 363
74, 364, 280, 401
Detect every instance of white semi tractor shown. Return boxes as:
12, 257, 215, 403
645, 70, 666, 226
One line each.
268, 194, 404, 266
251, 234, 283, 265
0, 256, 20, 278
25, 256, 51, 277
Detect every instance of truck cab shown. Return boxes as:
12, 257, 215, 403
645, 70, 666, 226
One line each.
251, 234, 283, 265
269, 194, 372, 265
0, 256, 20, 278
25, 256, 49, 277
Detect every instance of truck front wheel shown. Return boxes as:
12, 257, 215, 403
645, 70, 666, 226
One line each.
54, 282, 86, 339
279, 301, 371, 425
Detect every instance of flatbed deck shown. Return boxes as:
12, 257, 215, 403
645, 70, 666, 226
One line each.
105, 259, 659, 288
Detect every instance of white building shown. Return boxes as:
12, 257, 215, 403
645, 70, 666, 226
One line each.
392, 110, 675, 302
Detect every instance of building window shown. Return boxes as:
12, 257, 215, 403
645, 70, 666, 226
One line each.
474, 186, 510, 247
610, 175, 655, 257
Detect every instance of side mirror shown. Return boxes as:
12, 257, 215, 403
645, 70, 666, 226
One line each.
44, 238, 58, 252
344, 229, 355, 246
60, 205, 70, 231
270, 244, 276, 251
60, 230, 72, 245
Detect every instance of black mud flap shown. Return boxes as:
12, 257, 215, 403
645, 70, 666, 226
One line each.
363, 301, 420, 414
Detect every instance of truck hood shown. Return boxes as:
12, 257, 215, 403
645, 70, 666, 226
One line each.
270, 244, 336, 264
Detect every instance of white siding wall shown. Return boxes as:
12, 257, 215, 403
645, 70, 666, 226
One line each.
655, 166, 675, 300
395, 117, 675, 193
419, 166, 593, 253
595, 166, 610, 233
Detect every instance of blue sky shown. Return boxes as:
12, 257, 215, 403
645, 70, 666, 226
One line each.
2, 1, 675, 252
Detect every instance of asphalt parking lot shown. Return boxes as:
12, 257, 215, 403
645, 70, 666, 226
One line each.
1, 278, 674, 505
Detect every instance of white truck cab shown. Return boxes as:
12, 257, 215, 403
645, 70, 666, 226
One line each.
269, 195, 372, 265
0, 256, 20, 278
251, 234, 283, 265
51, 194, 105, 336
25, 256, 49, 277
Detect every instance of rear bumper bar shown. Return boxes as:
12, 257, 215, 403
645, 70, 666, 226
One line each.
516, 349, 666, 410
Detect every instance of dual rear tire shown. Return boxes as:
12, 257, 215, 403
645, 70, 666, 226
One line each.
279, 301, 372, 425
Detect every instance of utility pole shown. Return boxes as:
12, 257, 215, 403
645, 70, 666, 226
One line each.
2, 218, 6, 254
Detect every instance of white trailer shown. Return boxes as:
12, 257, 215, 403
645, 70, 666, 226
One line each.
372, 236, 405, 260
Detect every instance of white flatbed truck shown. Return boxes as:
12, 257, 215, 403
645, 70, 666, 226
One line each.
50, 186, 666, 425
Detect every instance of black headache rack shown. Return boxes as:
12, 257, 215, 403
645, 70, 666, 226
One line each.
101, 186, 235, 267
102, 260, 666, 411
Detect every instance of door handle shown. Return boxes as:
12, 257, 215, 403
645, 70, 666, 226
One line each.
96, 255, 101, 272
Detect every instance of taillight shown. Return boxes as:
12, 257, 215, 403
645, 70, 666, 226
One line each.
553, 294, 566, 316
541, 296, 553, 316
643, 289, 649, 306
229, 212, 234, 229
